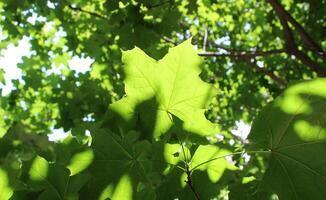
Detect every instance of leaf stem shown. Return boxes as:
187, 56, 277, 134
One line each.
185, 165, 201, 200
151, 159, 186, 171
190, 150, 270, 172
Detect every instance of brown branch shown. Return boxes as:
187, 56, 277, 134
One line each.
214, 44, 238, 53
197, 49, 285, 58
185, 168, 200, 200
148, 0, 173, 8
163, 36, 178, 46
278, 13, 296, 51
203, 28, 208, 52
162, 36, 287, 85
267, 0, 326, 60
163, 36, 285, 59
67, 4, 109, 21
268, 1, 326, 76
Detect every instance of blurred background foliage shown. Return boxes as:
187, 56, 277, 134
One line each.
0, 0, 325, 199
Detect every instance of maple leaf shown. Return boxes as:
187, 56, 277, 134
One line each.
109, 39, 218, 139
248, 78, 326, 200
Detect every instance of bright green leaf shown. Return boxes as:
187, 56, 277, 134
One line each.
109, 39, 218, 139
0, 68, 5, 85
29, 156, 49, 181
191, 145, 237, 183
67, 149, 94, 176
0, 167, 13, 200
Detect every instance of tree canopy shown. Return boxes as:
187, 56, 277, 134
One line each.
0, 0, 325, 199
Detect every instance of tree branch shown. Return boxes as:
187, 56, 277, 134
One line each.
185, 167, 201, 200
197, 49, 285, 58
162, 36, 178, 46
163, 36, 285, 59
67, 4, 109, 21
268, 1, 326, 76
214, 44, 238, 53
278, 12, 297, 51
203, 27, 208, 52
267, 0, 326, 60
148, 0, 173, 9
162, 36, 287, 85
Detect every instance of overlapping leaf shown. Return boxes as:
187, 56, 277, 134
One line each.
12, 156, 89, 200
82, 129, 156, 200
190, 144, 237, 183
248, 78, 326, 200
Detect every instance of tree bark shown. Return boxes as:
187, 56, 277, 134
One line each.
267, 0, 326, 60
267, 0, 326, 76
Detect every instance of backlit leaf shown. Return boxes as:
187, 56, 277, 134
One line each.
109, 39, 218, 139
248, 78, 326, 200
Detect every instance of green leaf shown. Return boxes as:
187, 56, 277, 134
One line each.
151, 143, 238, 200
67, 148, 94, 176
0, 167, 13, 200
0, 108, 9, 138
191, 144, 237, 183
248, 78, 326, 200
0, 154, 26, 200
53, 136, 94, 176
52, 53, 70, 68
0, 68, 5, 85
109, 39, 218, 139
18, 155, 88, 200
83, 129, 156, 200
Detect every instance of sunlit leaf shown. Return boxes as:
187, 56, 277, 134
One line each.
0, 167, 13, 200
109, 39, 218, 139
191, 145, 237, 183
67, 149, 94, 176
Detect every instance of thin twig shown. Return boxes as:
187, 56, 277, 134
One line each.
185, 166, 201, 200
148, 0, 173, 9
163, 36, 285, 58
67, 4, 109, 21
197, 49, 285, 58
163, 36, 178, 46
190, 150, 270, 172
203, 27, 208, 52
184, 149, 270, 200
214, 44, 238, 52
162, 37, 288, 83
